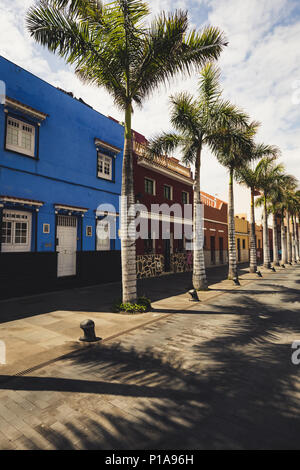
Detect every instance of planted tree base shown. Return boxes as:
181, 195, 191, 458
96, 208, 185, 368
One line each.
113, 297, 151, 314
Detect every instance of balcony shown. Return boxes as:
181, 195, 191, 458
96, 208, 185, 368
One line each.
134, 140, 192, 179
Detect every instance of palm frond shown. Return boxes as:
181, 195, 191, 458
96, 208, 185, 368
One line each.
169, 92, 201, 137
147, 132, 184, 157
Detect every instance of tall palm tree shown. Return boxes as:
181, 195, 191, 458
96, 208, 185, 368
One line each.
235, 144, 279, 273
26, 0, 227, 302
254, 156, 283, 269
294, 191, 300, 260
263, 174, 297, 267
284, 190, 300, 264
214, 123, 259, 280
148, 64, 249, 290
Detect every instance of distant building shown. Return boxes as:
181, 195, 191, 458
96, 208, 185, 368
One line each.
255, 223, 263, 263
235, 214, 250, 263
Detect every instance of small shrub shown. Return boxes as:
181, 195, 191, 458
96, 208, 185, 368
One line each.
113, 296, 151, 314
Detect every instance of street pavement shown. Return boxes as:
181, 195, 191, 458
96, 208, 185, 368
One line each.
0, 264, 299, 449
0, 263, 252, 376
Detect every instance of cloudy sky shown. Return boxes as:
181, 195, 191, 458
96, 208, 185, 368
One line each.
1, 0, 300, 221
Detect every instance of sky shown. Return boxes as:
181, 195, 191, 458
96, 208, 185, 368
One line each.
0, 0, 300, 222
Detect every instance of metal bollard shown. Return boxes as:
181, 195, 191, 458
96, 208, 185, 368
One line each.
79, 319, 101, 342
188, 289, 200, 302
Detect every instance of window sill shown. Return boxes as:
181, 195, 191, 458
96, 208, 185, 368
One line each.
97, 175, 115, 183
4, 147, 38, 160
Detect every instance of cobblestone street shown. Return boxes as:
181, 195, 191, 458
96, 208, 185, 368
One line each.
0, 266, 300, 450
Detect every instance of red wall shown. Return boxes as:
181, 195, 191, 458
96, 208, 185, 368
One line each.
132, 131, 228, 256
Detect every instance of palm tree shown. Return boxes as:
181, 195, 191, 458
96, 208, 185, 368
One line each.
214, 123, 259, 280
254, 156, 283, 269
26, 0, 227, 302
294, 191, 300, 260
284, 190, 300, 264
148, 64, 249, 290
235, 144, 279, 273
264, 174, 297, 267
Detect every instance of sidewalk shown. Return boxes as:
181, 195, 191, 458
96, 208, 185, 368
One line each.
0, 263, 286, 377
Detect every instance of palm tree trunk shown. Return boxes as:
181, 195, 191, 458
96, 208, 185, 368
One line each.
228, 168, 237, 279
295, 216, 300, 261
249, 188, 257, 273
272, 213, 279, 266
263, 192, 271, 269
297, 218, 300, 260
121, 104, 137, 303
286, 211, 292, 264
291, 215, 296, 263
192, 146, 208, 290
280, 212, 287, 265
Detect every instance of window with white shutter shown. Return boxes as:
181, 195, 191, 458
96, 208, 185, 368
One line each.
1, 210, 32, 252
97, 153, 113, 180
6, 117, 35, 157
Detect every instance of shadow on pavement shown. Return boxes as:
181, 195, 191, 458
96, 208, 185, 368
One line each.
0, 263, 250, 324
1, 278, 300, 449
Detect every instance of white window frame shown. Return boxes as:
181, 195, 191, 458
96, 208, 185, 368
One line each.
164, 184, 173, 201
144, 177, 156, 196
96, 219, 111, 251
182, 191, 189, 204
6, 116, 35, 157
1, 210, 32, 252
97, 152, 113, 181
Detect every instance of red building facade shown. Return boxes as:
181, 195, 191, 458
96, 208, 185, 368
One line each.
132, 130, 228, 278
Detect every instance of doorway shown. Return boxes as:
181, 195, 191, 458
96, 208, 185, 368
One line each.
57, 215, 77, 277
210, 236, 216, 264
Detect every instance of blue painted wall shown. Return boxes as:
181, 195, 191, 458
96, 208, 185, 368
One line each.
0, 55, 124, 252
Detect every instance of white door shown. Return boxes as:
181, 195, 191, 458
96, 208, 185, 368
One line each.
57, 215, 77, 277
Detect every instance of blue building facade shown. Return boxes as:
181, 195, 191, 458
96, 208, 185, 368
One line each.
0, 56, 123, 299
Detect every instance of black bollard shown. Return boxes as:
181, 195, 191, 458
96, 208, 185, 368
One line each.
80, 319, 101, 342
188, 289, 200, 302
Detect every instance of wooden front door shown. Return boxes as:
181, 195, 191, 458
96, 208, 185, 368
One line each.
57, 215, 77, 277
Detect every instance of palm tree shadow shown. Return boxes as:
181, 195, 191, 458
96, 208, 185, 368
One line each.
2, 288, 300, 450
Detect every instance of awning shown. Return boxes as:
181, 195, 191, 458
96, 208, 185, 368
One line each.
4, 96, 48, 121
94, 138, 121, 154
0, 195, 44, 208
54, 203, 88, 214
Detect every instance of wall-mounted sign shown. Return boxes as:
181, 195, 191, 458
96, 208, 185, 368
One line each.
86, 226, 92, 237
43, 223, 50, 234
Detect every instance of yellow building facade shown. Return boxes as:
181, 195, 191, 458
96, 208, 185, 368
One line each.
235, 214, 250, 263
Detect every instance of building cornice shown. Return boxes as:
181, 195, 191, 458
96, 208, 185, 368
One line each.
4, 96, 48, 121
137, 158, 194, 186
